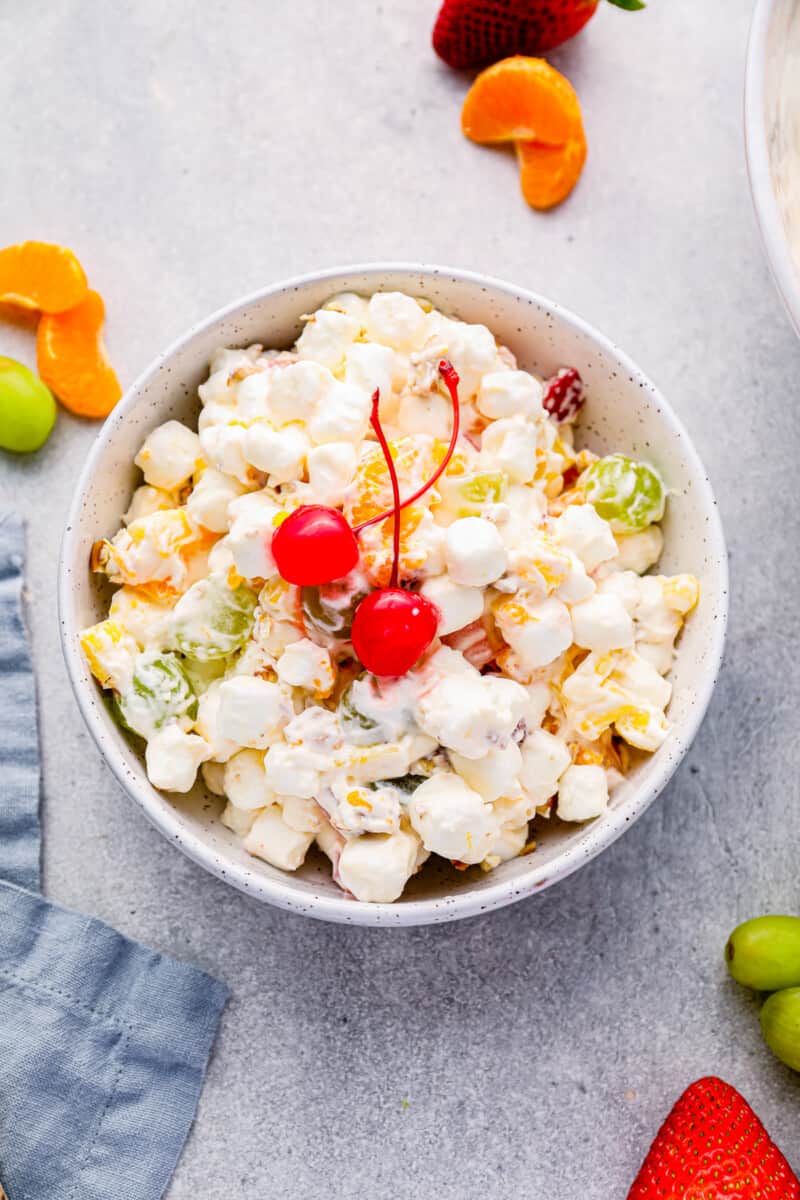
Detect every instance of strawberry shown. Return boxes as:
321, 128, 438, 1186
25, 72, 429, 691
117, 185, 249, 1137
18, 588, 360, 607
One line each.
627, 1076, 800, 1199
433, 0, 644, 70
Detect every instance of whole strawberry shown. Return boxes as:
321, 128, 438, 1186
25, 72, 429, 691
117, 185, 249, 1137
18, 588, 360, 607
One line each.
627, 1076, 799, 1199
433, 0, 644, 70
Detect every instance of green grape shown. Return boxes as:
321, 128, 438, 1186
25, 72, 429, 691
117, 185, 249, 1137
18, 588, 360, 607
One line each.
581, 454, 665, 533
382, 774, 428, 796
0, 357, 56, 453
726, 916, 800, 991
437, 469, 507, 518
302, 577, 367, 641
760, 988, 800, 1073
180, 654, 229, 694
171, 572, 257, 660
338, 676, 382, 745
115, 650, 197, 739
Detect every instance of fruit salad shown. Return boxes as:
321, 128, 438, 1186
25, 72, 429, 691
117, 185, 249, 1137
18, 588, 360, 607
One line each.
81, 290, 698, 903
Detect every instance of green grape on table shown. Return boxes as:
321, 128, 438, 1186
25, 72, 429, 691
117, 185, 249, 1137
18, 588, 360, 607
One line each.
760, 987, 800, 1073
0, 356, 56, 453
726, 915, 800, 991
170, 572, 257, 661
114, 650, 196, 739
581, 454, 665, 533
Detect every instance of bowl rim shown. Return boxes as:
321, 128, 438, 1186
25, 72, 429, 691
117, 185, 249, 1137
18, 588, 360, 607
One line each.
744, 0, 800, 336
59, 262, 729, 927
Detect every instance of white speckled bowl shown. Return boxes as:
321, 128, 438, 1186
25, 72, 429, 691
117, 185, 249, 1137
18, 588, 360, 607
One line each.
746, 0, 800, 334
59, 265, 728, 926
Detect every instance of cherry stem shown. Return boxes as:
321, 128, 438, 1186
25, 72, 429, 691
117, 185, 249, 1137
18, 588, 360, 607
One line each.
354, 360, 461, 534
368, 387, 402, 589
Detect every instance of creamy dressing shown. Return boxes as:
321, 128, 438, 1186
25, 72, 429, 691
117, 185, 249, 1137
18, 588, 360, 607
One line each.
80, 291, 698, 902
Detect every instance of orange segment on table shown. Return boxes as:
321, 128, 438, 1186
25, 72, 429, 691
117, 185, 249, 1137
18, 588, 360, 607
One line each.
517, 137, 587, 209
461, 56, 587, 210
462, 56, 583, 145
37, 289, 122, 419
0, 241, 88, 314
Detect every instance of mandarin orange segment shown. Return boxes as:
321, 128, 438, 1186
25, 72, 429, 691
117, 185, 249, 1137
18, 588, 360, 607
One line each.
37, 289, 122, 419
344, 437, 436, 528
517, 135, 587, 209
0, 241, 88, 313
461, 56, 583, 146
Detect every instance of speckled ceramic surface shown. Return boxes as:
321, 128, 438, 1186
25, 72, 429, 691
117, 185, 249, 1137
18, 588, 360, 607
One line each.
59, 264, 728, 926
746, 0, 800, 334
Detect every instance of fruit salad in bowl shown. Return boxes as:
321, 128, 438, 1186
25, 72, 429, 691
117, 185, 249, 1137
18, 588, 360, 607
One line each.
77, 287, 701, 905
60, 264, 726, 925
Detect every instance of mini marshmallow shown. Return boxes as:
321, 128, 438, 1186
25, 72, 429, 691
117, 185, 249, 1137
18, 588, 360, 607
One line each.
494, 593, 573, 669
415, 673, 526, 760
207, 537, 235, 576
217, 675, 293, 749
409, 774, 496, 864
263, 742, 328, 798
485, 820, 529, 865
235, 372, 271, 422
200, 761, 227, 796
223, 748, 274, 810
445, 517, 508, 587
518, 729, 571, 805
394, 391, 452, 439
366, 291, 428, 352
244, 423, 308, 485
281, 795, 323, 834
268, 361, 333, 425
614, 525, 665, 575
296, 309, 361, 369
337, 827, 424, 902
437, 319, 499, 399
276, 638, 335, 697
344, 342, 395, 402
308, 382, 371, 445
324, 292, 369, 323
557, 764, 609, 822
449, 741, 523, 803
244, 805, 316, 870
221, 801, 260, 838
477, 370, 543, 419
185, 468, 245, 532
226, 492, 281, 580
123, 485, 177, 526
194, 681, 240, 763
198, 423, 251, 484
145, 725, 210, 793
481, 416, 538, 484
570, 592, 635, 653
135, 421, 201, 491
420, 575, 484, 636
306, 442, 358, 505
551, 504, 618, 574
327, 779, 401, 836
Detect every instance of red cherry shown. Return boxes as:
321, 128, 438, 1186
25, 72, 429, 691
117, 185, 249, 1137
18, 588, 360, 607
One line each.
271, 505, 359, 585
542, 366, 584, 423
351, 588, 440, 677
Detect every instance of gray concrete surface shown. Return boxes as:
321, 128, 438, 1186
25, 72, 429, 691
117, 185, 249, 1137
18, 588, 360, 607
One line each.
2, 0, 799, 1194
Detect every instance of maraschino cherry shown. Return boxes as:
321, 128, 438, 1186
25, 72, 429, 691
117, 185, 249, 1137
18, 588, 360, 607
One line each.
271, 505, 358, 586
271, 360, 461, 586
350, 384, 443, 677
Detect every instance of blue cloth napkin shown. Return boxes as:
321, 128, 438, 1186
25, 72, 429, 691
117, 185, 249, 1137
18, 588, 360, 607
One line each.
0, 513, 229, 1200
